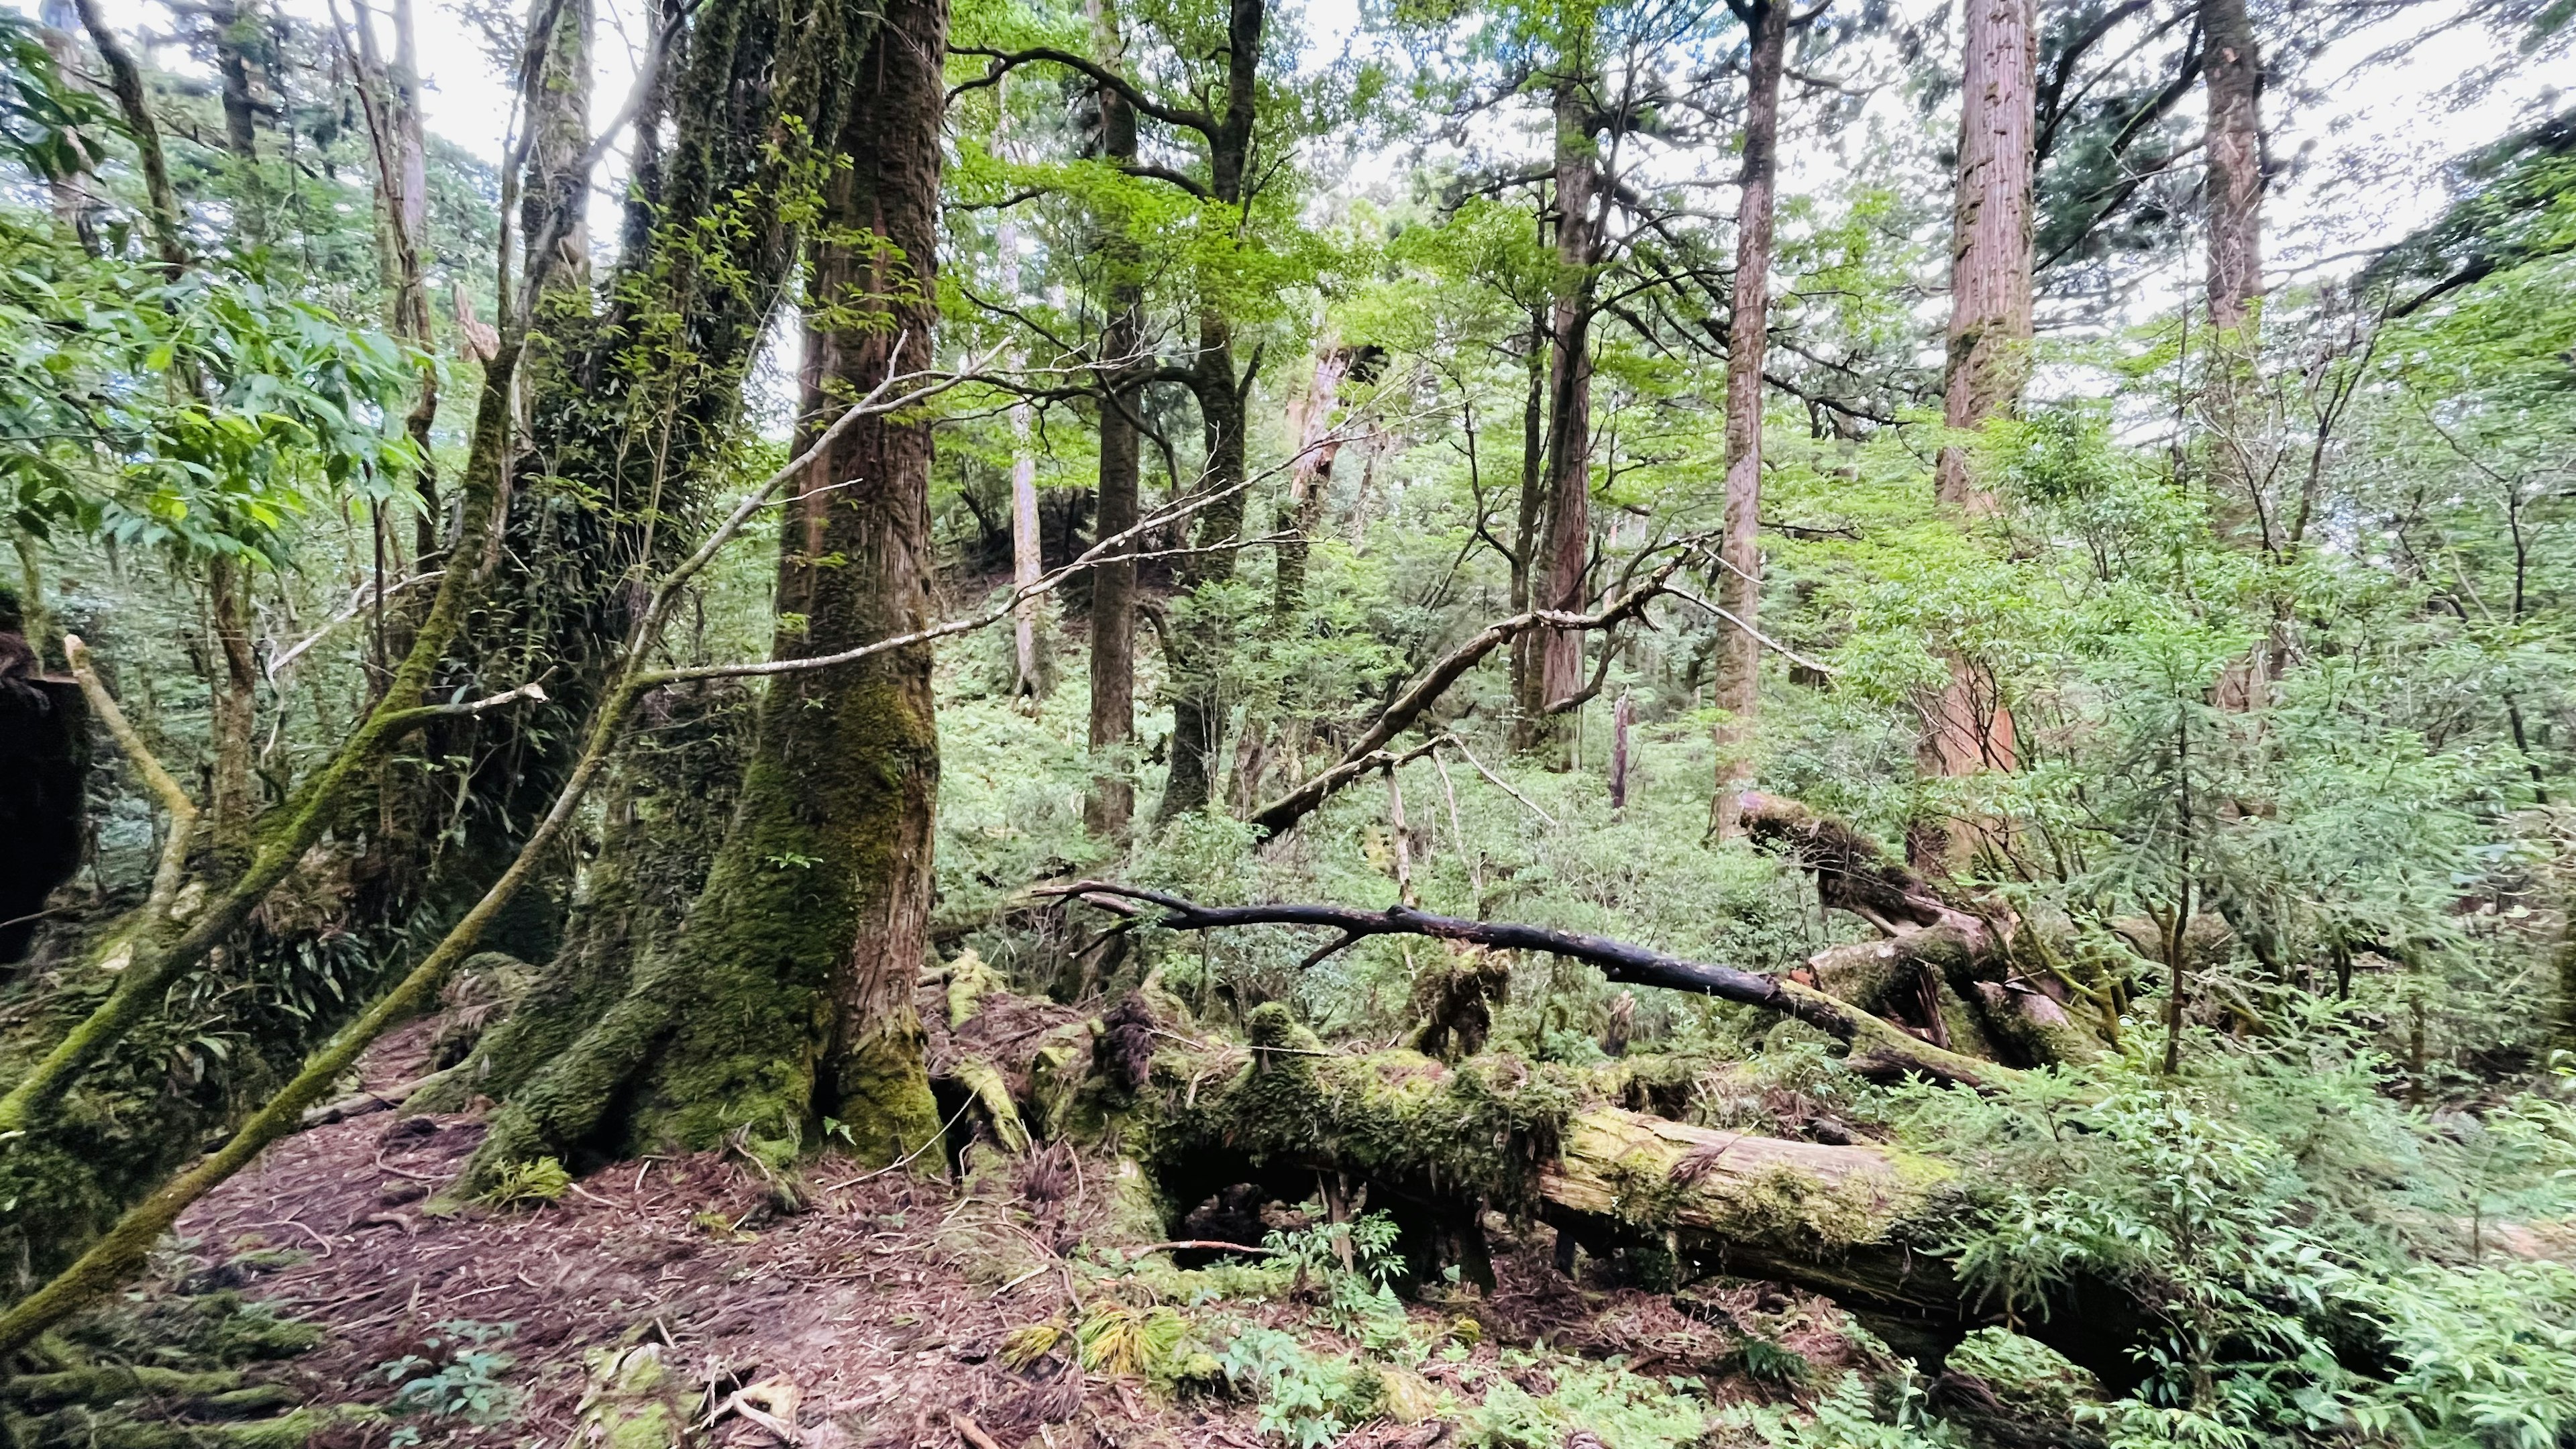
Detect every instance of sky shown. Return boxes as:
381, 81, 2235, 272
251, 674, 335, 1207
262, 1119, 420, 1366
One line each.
32, 0, 2576, 284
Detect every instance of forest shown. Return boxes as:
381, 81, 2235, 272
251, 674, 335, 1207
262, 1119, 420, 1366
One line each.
0, 0, 2571, 1440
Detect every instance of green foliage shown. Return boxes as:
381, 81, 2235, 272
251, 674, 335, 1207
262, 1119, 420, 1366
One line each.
376, 1319, 520, 1438
0, 226, 423, 557
472, 1157, 572, 1209
1217, 1325, 1387, 1449
1719, 1370, 1960, 1449
1462, 1352, 1712, 1449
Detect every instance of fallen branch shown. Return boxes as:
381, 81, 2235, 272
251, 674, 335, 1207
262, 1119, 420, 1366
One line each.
1050, 881, 2008, 1089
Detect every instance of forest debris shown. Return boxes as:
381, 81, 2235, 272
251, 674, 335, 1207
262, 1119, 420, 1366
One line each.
576, 1342, 692, 1448
705, 1375, 804, 1443
954, 1058, 1033, 1155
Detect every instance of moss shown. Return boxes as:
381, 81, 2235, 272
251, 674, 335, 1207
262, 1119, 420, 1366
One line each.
1150, 1008, 1583, 1215
574, 1344, 690, 1449
945, 949, 1009, 1028
953, 1057, 1031, 1153
827, 1025, 943, 1171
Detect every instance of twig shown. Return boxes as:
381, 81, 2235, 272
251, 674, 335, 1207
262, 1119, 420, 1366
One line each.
1441, 735, 1558, 828
821, 1097, 973, 1190
1128, 1239, 1268, 1259
1663, 583, 1839, 676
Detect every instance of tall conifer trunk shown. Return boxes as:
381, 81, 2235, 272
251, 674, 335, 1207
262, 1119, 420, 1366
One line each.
1917, 0, 2033, 867
2200, 0, 2265, 553
1710, 0, 1785, 841
1535, 80, 1599, 749
1085, 0, 1141, 838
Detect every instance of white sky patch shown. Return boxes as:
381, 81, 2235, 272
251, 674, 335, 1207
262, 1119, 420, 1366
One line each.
17, 0, 2573, 292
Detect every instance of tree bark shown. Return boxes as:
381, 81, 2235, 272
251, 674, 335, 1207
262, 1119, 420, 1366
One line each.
203, 554, 258, 861
999, 129, 1049, 701
1919, 0, 2034, 867
2199, 0, 2265, 550
1083, 0, 1141, 837
1709, 0, 1785, 841
1934, 0, 2035, 514
466, 0, 948, 1173
2201, 0, 2261, 339
1534, 80, 1600, 751
519, 0, 593, 298
1507, 307, 1548, 749
1272, 339, 1354, 623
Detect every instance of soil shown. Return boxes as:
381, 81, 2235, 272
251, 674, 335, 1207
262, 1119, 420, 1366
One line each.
145, 1018, 1856, 1447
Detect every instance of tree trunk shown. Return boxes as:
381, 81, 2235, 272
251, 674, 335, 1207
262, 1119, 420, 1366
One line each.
465, 0, 949, 1176
1534, 81, 1599, 753
1010, 403, 1048, 699
2200, 0, 2265, 550
453, 0, 869, 959
1151, 0, 1266, 826
1083, 0, 1140, 838
999, 152, 1049, 700
1157, 325, 1247, 823
1507, 307, 1548, 751
203, 555, 258, 862
1934, 0, 2035, 514
2202, 0, 2261, 339
1919, 0, 2033, 868
421, 682, 750, 1109
1272, 339, 1354, 623
520, 0, 593, 298
1709, 0, 1784, 841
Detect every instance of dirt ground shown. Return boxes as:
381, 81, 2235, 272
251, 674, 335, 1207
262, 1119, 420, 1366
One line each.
158, 1019, 1845, 1448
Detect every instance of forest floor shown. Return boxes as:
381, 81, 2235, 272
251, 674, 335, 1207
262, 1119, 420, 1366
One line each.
132, 1018, 1866, 1448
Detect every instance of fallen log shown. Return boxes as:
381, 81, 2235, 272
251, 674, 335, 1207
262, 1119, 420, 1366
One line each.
1053, 881, 2012, 1089
1134, 1005, 2144, 1385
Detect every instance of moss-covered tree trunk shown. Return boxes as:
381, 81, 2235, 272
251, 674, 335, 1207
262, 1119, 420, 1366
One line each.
464, 0, 950, 1179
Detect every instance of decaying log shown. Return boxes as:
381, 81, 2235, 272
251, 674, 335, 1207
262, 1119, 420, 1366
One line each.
1054, 881, 2012, 1089
1740, 794, 2121, 1067
1130, 1004, 2143, 1384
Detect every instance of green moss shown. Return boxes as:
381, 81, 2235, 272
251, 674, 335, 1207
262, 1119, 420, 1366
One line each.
827, 1024, 943, 1171
1149, 1008, 1582, 1214
574, 1344, 690, 1449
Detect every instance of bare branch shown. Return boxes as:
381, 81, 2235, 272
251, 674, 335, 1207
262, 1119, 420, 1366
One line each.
1046, 881, 2005, 1089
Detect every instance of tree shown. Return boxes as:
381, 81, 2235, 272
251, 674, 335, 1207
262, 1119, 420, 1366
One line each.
463, 0, 949, 1173
1708, 0, 1790, 841
1915, 0, 2033, 868
1085, 0, 1145, 837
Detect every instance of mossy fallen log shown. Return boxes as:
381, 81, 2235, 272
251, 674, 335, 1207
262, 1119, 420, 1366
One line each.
1128, 1004, 2145, 1383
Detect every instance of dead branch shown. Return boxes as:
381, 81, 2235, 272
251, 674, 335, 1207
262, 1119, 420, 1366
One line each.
1049, 881, 2007, 1089
1246, 547, 1700, 841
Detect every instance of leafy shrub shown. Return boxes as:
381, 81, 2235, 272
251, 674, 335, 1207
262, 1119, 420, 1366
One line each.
376, 1318, 519, 1443
1218, 1324, 1385, 1448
